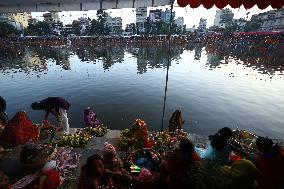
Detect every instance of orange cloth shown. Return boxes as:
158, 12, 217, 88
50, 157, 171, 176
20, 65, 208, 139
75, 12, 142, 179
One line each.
0, 111, 39, 147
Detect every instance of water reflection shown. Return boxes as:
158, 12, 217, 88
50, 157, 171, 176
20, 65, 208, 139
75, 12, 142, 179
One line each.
0, 38, 284, 138
0, 39, 283, 77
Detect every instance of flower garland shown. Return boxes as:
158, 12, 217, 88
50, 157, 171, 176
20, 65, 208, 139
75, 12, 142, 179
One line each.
78, 125, 108, 137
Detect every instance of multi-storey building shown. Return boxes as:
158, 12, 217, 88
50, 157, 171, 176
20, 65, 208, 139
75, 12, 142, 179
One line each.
149, 9, 162, 23
198, 18, 207, 32
43, 12, 60, 25
214, 9, 234, 28
251, 8, 284, 31
161, 8, 175, 24
106, 16, 122, 35
136, 7, 147, 33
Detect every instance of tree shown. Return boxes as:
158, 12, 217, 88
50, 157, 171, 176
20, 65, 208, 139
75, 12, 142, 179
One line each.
72, 20, 80, 35
244, 19, 261, 32
25, 21, 51, 36
89, 10, 110, 36
224, 21, 238, 36
156, 20, 168, 35
0, 22, 19, 37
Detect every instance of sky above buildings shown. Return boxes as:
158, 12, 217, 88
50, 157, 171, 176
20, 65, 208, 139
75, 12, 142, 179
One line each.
31, 2, 272, 29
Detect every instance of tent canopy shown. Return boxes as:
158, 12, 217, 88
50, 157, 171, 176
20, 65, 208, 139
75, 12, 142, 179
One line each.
0, 0, 282, 13
0, 0, 172, 13
177, 0, 283, 9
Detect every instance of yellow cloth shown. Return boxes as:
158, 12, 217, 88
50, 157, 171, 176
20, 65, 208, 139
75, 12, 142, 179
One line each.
223, 159, 260, 189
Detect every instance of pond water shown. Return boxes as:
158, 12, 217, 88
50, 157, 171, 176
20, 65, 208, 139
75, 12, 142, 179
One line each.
0, 41, 284, 139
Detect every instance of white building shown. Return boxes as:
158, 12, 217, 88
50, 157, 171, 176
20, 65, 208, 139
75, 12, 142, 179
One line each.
43, 12, 60, 24
251, 8, 284, 31
136, 7, 147, 33
214, 9, 234, 28
174, 17, 184, 27
106, 16, 122, 35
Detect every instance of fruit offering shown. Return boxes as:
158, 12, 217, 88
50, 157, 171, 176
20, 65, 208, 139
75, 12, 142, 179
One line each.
118, 119, 151, 151
20, 143, 57, 169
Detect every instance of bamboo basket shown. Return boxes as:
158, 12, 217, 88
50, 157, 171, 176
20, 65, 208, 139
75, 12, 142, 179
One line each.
21, 148, 57, 169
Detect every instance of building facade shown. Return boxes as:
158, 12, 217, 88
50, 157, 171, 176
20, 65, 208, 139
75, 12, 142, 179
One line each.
149, 9, 162, 23
161, 8, 175, 24
43, 12, 60, 24
78, 17, 90, 34
198, 18, 207, 32
106, 16, 122, 35
251, 8, 284, 31
136, 7, 147, 33
214, 9, 234, 28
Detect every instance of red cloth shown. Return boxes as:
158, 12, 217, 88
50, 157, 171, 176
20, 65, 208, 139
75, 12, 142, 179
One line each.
42, 169, 61, 189
164, 151, 201, 188
255, 152, 284, 189
0, 111, 39, 147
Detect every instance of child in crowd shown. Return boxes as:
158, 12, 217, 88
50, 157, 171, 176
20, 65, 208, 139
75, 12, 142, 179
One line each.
79, 154, 113, 189
102, 142, 132, 188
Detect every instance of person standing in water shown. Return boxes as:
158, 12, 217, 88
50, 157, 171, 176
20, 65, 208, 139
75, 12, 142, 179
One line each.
31, 97, 70, 134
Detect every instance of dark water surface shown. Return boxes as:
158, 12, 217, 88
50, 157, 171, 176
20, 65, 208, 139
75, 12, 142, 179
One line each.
0, 42, 283, 139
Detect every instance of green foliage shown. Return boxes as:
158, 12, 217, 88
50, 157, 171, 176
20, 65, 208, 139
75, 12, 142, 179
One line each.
0, 22, 19, 37
26, 21, 51, 36
244, 19, 261, 32
71, 20, 80, 35
185, 160, 233, 189
89, 10, 110, 36
156, 20, 169, 35
224, 21, 239, 37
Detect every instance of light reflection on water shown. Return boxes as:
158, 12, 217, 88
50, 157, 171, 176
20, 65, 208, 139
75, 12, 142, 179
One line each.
0, 42, 283, 139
